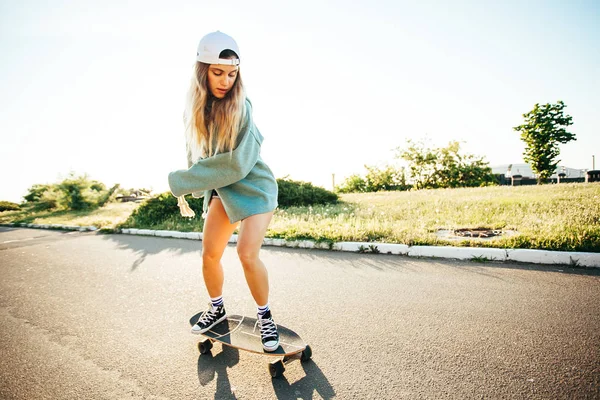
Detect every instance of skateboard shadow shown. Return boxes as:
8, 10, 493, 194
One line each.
197, 345, 240, 399
271, 360, 335, 400
192, 312, 240, 399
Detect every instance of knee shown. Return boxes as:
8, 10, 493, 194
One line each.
237, 246, 259, 268
202, 250, 221, 267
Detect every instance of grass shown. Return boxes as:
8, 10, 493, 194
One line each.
266, 183, 600, 252
0, 202, 140, 229
2, 183, 599, 252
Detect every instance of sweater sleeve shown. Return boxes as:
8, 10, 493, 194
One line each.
168, 119, 261, 197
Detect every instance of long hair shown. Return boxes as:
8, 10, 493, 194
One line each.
184, 53, 246, 160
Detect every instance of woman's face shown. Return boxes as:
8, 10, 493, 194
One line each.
207, 64, 239, 99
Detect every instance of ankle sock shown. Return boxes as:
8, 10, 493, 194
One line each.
210, 295, 223, 310
257, 303, 270, 319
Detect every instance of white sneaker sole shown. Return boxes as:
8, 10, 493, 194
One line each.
191, 314, 227, 334
262, 339, 280, 352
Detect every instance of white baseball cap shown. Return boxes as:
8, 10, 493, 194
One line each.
196, 31, 241, 66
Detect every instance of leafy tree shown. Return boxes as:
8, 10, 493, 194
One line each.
336, 174, 367, 193
395, 140, 495, 189
58, 173, 93, 210
90, 181, 107, 192
513, 101, 575, 184
24, 184, 52, 203
364, 165, 407, 192
336, 165, 409, 193
23, 173, 121, 211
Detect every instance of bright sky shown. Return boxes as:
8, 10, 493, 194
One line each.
1, 0, 599, 203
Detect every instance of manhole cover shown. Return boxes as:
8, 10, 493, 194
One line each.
435, 229, 518, 241
453, 228, 502, 238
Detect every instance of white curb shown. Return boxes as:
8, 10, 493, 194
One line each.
407, 246, 508, 262
228, 234, 238, 244
332, 242, 363, 252
369, 243, 410, 255
136, 229, 155, 236
3, 223, 599, 267
507, 249, 599, 267
154, 230, 175, 238
1, 223, 98, 232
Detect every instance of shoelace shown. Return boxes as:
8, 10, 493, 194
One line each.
198, 309, 217, 326
257, 318, 278, 338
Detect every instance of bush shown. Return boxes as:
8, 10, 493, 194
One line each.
34, 187, 62, 211
127, 193, 204, 226
0, 201, 20, 212
336, 165, 410, 193
24, 184, 52, 203
58, 174, 94, 210
23, 173, 121, 211
336, 174, 367, 193
277, 178, 338, 207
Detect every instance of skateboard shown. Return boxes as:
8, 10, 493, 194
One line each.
195, 314, 312, 378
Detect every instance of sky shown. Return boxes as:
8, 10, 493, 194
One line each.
1, 0, 599, 202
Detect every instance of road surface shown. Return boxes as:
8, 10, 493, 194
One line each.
1, 227, 598, 399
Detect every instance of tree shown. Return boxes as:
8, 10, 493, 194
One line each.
513, 101, 575, 184
336, 164, 409, 193
24, 184, 52, 203
57, 173, 93, 210
395, 140, 495, 189
23, 173, 121, 211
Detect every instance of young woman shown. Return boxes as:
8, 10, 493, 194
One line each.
168, 31, 280, 352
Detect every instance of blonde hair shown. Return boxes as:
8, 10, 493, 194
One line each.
184, 57, 246, 159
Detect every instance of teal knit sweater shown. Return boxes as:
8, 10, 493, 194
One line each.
168, 99, 278, 223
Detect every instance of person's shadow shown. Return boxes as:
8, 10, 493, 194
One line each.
190, 313, 335, 399
192, 312, 240, 399
197, 346, 240, 400
271, 359, 335, 399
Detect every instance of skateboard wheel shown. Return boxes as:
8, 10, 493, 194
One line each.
198, 339, 213, 354
268, 360, 285, 378
301, 345, 312, 362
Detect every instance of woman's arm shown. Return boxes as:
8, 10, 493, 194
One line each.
168, 122, 261, 197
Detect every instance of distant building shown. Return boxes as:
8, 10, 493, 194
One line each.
491, 163, 587, 179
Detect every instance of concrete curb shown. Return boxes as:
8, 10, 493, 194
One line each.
2, 223, 599, 268
2, 222, 98, 232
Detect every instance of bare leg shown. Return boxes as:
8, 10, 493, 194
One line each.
236, 211, 274, 306
201, 199, 238, 298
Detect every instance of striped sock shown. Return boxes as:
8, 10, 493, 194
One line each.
257, 303, 270, 319
210, 295, 223, 310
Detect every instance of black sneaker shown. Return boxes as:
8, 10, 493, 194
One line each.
258, 310, 280, 352
191, 303, 226, 334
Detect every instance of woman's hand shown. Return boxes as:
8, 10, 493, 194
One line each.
177, 196, 196, 218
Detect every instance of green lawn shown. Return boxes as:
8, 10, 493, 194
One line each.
0, 201, 139, 229
3, 183, 599, 252
268, 184, 600, 252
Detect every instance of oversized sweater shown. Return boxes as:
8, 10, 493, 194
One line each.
168, 99, 278, 223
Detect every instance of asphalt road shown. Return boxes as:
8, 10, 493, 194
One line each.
1, 227, 599, 399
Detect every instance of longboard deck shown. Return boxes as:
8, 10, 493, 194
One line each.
197, 314, 307, 356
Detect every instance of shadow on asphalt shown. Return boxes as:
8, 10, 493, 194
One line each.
197, 345, 240, 399
189, 312, 335, 399
260, 245, 600, 277
100, 233, 203, 271
98, 232, 600, 277
271, 361, 335, 400
194, 344, 335, 399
